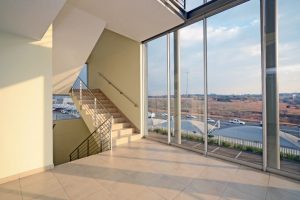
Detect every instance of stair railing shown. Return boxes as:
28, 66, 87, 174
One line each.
69, 117, 113, 161
69, 77, 113, 161
97, 72, 138, 107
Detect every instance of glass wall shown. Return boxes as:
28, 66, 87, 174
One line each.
179, 22, 205, 150
278, 0, 300, 175
206, 0, 262, 164
145, 0, 300, 178
147, 36, 168, 141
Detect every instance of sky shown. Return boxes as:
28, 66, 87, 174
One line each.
148, 0, 300, 95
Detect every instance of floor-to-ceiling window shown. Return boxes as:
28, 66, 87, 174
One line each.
144, 0, 300, 179
207, 0, 262, 165
179, 22, 205, 150
147, 36, 168, 141
278, 0, 300, 175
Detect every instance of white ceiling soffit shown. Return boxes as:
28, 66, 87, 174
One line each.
53, 3, 106, 94
67, 0, 184, 42
0, 0, 66, 40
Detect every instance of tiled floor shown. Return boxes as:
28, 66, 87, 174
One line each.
1, 139, 300, 200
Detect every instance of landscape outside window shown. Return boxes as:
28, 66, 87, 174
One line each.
53, 64, 88, 121
206, 0, 263, 164
179, 21, 205, 149
147, 36, 168, 142
147, 0, 300, 175
278, 0, 300, 173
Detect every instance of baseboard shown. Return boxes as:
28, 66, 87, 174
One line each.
0, 164, 54, 184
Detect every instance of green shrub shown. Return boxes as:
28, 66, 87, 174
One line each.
233, 144, 246, 151
280, 152, 300, 162
221, 141, 231, 148
208, 138, 218, 145
153, 128, 167, 135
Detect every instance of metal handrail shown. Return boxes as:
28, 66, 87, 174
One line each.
69, 116, 112, 158
97, 72, 138, 107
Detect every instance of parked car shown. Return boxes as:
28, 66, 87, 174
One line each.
148, 112, 156, 118
61, 109, 67, 114
161, 113, 168, 117
229, 118, 246, 125
207, 118, 215, 123
186, 114, 197, 119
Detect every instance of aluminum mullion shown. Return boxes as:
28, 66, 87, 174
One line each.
167, 34, 171, 144
260, 0, 267, 171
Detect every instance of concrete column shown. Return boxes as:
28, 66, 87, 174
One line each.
264, 0, 280, 169
174, 30, 181, 144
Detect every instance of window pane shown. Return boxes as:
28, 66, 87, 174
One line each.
53, 95, 80, 120
207, 0, 262, 165
147, 36, 168, 141
278, 0, 300, 175
179, 21, 205, 150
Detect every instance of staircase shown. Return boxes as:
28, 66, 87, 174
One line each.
69, 77, 140, 161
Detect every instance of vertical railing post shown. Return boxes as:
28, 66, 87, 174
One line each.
110, 117, 113, 151
94, 98, 97, 126
87, 139, 90, 156
79, 80, 83, 108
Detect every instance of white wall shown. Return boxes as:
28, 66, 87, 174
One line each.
0, 27, 53, 182
88, 29, 140, 130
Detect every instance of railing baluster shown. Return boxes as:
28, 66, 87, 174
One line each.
79, 80, 82, 107
87, 139, 90, 156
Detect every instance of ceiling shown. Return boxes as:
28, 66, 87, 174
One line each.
67, 0, 184, 42
0, 0, 66, 40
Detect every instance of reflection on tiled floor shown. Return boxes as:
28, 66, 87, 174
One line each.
1, 139, 300, 200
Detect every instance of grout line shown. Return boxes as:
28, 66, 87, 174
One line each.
264, 173, 271, 200
19, 178, 24, 200
52, 171, 71, 200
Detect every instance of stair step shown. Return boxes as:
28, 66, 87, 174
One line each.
81, 100, 114, 108
112, 128, 135, 137
85, 109, 121, 118
112, 134, 141, 146
113, 117, 127, 123
84, 104, 115, 109
112, 123, 131, 130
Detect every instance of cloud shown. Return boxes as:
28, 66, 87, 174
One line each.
180, 24, 241, 47
242, 44, 261, 56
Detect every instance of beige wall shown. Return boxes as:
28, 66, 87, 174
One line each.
0, 27, 53, 182
53, 118, 90, 165
88, 29, 140, 130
